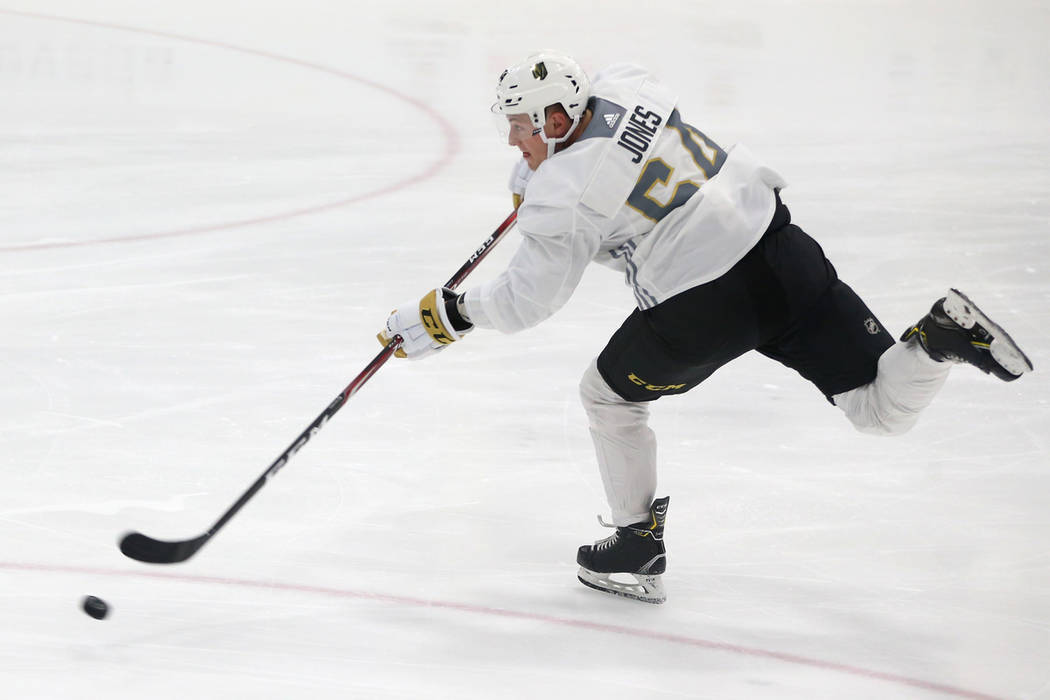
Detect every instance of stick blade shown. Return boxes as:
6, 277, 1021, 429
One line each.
119, 531, 209, 564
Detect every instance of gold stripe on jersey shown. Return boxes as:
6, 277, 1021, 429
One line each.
626, 157, 702, 222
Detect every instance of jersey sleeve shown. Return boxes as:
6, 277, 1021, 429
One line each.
462, 202, 601, 333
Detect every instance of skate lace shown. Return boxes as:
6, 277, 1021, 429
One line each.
594, 531, 620, 551
592, 514, 620, 551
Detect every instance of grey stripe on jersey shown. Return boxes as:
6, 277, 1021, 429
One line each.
611, 240, 659, 309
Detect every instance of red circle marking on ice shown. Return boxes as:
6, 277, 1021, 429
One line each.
0, 561, 1006, 700
0, 9, 459, 252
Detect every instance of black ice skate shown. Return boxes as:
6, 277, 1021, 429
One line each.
901, 288, 1033, 381
577, 497, 669, 604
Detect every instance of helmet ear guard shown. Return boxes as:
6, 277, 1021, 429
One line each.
494, 51, 591, 158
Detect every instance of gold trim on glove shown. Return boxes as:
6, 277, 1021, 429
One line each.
419, 289, 457, 345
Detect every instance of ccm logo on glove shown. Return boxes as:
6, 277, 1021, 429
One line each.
420, 293, 456, 346
379, 287, 473, 359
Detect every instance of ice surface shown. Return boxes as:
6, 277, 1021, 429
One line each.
1, 1, 1047, 698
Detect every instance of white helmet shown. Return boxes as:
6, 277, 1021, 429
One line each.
494, 51, 590, 158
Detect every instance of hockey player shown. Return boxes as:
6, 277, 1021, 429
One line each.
379, 51, 1033, 604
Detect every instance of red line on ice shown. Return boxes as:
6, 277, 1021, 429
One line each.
0, 560, 1006, 700
0, 9, 459, 252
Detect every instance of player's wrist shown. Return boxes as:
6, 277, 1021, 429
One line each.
445, 293, 473, 332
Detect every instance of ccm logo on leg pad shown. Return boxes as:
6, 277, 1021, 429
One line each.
628, 373, 686, 392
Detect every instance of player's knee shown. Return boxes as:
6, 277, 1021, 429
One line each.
834, 386, 918, 437
847, 410, 918, 437
579, 360, 649, 428
579, 360, 607, 402
580, 361, 614, 419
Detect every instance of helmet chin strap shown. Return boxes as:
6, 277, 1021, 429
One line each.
539, 115, 582, 159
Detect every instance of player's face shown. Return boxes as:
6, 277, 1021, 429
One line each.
505, 114, 547, 170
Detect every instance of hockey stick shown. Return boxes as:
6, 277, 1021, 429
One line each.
119, 210, 518, 564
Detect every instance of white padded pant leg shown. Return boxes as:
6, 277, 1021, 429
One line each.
579, 359, 656, 526
833, 341, 951, 436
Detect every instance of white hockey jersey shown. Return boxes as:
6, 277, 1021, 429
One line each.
462, 63, 788, 334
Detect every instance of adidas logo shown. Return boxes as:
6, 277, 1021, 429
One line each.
604, 113, 621, 129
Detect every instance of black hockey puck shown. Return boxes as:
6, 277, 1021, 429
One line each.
82, 595, 109, 620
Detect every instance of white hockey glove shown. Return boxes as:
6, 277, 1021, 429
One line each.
509, 157, 532, 209
378, 287, 473, 359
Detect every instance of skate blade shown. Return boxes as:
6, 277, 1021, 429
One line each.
945, 288, 1034, 377
577, 566, 666, 604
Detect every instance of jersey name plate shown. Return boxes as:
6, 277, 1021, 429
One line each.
580, 77, 678, 218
